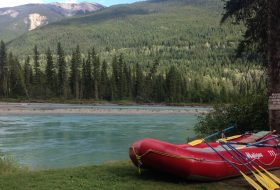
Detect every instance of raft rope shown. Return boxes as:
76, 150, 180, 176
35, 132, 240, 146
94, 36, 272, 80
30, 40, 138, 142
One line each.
131, 146, 280, 173
131, 146, 204, 173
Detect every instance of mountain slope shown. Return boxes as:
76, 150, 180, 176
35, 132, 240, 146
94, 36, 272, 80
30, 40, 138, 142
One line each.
7, 0, 242, 56
3, 0, 264, 104
0, 2, 104, 41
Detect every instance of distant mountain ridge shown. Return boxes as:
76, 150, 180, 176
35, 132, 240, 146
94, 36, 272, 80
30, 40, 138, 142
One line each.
0, 2, 104, 41
7, 0, 233, 55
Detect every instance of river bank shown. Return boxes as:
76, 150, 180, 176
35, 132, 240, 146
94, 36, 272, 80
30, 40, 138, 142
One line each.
0, 161, 257, 190
0, 102, 210, 115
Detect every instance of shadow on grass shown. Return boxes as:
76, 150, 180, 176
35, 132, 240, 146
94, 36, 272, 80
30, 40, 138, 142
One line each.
102, 161, 252, 190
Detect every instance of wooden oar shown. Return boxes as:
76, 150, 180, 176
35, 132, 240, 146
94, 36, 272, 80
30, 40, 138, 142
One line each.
220, 143, 278, 190
226, 142, 280, 186
188, 125, 235, 146
203, 140, 263, 190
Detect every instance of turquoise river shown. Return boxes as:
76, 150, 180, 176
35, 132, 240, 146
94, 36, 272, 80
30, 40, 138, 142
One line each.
0, 105, 206, 170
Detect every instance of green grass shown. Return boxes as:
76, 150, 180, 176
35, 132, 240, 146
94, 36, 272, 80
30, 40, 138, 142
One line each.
0, 161, 253, 190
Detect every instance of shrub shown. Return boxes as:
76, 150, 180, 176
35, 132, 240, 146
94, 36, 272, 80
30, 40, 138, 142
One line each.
194, 93, 269, 137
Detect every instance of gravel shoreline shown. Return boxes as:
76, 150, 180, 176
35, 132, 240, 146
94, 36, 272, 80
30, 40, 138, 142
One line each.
0, 103, 210, 115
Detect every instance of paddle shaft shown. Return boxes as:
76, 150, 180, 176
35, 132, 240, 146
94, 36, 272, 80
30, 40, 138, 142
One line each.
220, 143, 253, 172
189, 125, 236, 146
204, 141, 241, 172
225, 143, 280, 189
228, 142, 280, 148
249, 136, 280, 147
226, 135, 280, 148
205, 140, 264, 190
255, 130, 276, 142
226, 143, 266, 169
204, 126, 236, 140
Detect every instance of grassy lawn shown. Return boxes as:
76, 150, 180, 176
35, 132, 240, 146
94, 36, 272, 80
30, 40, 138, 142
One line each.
0, 161, 255, 190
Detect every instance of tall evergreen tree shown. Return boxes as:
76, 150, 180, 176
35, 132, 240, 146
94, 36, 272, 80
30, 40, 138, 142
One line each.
100, 60, 111, 100
134, 62, 144, 101
92, 48, 100, 99
33, 45, 40, 86
32, 45, 44, 97
45, 47, 56, 96
82, 52, 93, 99
123, 62, 132, 98
111, 55, 118, 100
144, 58, 160, 101
57, 42, 68, 98
23, 56, 32, 95
153, 74, 165, 102
70, 45, 81, 99
166, 65, 183, 102
0, 41, 8, 97
80, 59, 86, 99
8, 53, 27, 97
117, 54, 125, 99
222, 0, 280, 131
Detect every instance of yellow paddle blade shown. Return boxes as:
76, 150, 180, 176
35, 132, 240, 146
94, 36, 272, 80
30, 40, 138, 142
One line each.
240, 171, 263, 190
218, 135, 242, 142
259, 166, 280, 185
188, 139, 204, 146
253, 166, 280, 189
253, 172, 275, 190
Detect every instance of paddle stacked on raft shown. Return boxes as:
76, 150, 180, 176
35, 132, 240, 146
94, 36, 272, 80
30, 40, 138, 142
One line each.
129, 129, 280, 189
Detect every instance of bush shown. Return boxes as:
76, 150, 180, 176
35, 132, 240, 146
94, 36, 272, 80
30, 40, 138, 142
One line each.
194, 93, 269, 137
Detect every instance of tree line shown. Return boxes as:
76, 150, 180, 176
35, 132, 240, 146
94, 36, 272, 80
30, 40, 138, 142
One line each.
0, 40, 265, 103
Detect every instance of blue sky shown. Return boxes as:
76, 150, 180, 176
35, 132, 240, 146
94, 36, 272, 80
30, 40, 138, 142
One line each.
0, 0, 140, 8
43, 0, 140, 7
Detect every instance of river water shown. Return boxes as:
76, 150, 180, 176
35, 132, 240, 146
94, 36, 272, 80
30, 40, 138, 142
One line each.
0, 106, 203, 170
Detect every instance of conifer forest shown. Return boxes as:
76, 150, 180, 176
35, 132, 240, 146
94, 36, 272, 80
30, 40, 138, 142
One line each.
0, 40, 265, 103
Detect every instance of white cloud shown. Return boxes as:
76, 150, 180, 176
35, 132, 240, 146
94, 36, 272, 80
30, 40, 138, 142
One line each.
0, 0, 43, 8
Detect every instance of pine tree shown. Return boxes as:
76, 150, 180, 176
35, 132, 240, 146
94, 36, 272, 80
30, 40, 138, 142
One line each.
111, 55, 118, 100
57, 42, 68, 98
82, 51, 93, 99
222, 0, 280, 130
117, 54, 125, 99
166, 65, 183, 102
0, 41, 8, 97
23, 56, 32, 95
32, 45, 45, 97
92, 47, 100, 99
134, 62, 144, 101
80, 59, 86, 99
45, 47, 56, 96
144, 58, 160, 101
153, 74, 165, 102
100, 60, 111, 100
123, 62, 132, 98
70, 45, 81, 99
33, 45, 40, 86
8, 53, 27, 97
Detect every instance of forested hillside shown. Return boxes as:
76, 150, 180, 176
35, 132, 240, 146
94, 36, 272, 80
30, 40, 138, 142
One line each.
0, 0, 266, 103
0, 2, 104, 41
8, 0, 235, 54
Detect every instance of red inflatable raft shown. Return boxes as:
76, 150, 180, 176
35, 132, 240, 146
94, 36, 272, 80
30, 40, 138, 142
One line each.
129, 132, 280, 181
